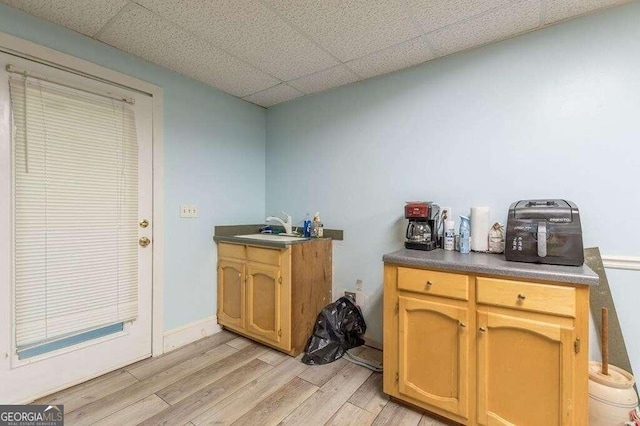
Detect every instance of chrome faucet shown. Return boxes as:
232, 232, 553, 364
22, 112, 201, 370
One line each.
266, 211, 293, 235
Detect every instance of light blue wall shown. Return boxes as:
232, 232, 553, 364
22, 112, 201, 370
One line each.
267, 2, 640, 374
0, 3, 267, 331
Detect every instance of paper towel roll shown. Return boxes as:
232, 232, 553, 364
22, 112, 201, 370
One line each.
471, 207, 490, 252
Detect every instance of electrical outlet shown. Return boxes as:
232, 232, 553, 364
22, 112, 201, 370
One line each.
345, 291, 356, 302
180, 204, 198, 218
441, 206, 452, 223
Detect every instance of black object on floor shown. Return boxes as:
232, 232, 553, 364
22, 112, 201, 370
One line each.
302, 296, 367, 365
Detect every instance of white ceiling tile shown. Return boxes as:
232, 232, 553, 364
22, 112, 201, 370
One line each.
287, 65, 359, 94
97, 5, 279, 97
266, 0, 420, 62
135, 0, 338, 81
1, 0, 128, 37
545, 0, 631, 24
346, 37, 435, 79
427, 0, 541, 57
243, 84, 303, 107
408, 0, 515, 33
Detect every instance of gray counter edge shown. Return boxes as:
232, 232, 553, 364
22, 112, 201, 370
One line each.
383, 250, 599, 286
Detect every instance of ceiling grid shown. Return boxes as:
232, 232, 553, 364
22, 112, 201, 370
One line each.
1, 0, 632, 107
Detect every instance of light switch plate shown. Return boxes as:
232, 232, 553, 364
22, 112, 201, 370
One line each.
180, 204, 198, 218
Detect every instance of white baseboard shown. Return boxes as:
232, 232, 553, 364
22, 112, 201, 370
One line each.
602, 255, 640, 271
163, 316, 221, 353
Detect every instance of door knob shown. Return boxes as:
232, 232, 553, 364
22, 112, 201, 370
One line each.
139, 237, 151, 247
139, 219, 149, 228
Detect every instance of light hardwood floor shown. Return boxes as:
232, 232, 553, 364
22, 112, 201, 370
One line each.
34, 330, 449, 425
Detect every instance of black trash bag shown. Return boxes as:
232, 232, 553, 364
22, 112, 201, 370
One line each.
301, 296, 367, 365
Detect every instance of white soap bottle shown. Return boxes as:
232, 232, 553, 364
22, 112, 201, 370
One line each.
444, 220, 455, 251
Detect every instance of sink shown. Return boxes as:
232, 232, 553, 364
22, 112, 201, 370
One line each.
233, 234, 309, 242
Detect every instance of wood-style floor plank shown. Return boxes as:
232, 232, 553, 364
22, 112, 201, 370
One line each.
297, 346, 366, 387
418, 414, 449, 425
325, 402, 377, 426
297, 358, 349, 387
257, 348, 290, 366
191, 356, 310, 425
34, 331, 439, 426
126, 331, 236, 380
226, 336, 253, 350
65, 343, 237, 425
93, 394, 169, 426
232, 376, 318, 426
138, 359, 273, 426
372, 400, 423, 426
156, 343, 267, 404
34, 370, 139, 412
348, 373, 388, 415
356, 347, 383, 365
280, 361, 373, 425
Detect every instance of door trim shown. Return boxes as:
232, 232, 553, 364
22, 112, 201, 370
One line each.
0, 32, 165, 357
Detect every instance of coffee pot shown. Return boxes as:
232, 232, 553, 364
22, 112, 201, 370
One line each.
406, 221, 432, 242
404, 201, 439, 251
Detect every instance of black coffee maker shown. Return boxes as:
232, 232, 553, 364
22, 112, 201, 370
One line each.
405, 201, 439, 251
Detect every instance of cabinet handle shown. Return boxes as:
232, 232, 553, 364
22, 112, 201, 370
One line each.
517, 293, 526, 301
459, 322, 466, 328
425, 280, 433, 288
479, 327, 486, 332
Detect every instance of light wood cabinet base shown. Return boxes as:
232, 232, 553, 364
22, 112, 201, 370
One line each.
217, 239, 332, 356
384, 263, 589, 426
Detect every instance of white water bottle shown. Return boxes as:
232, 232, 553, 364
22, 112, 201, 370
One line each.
444, 220, 455, 251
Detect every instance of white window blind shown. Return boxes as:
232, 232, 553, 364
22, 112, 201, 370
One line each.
9, 74, 139, 350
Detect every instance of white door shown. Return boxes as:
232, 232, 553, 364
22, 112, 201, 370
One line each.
0, 52, 153, 403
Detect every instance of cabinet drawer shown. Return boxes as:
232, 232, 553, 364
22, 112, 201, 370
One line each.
476, 277, 576, 317
247, 246, 281, 265
218, 243, 246, 259
397, 267, 469, 301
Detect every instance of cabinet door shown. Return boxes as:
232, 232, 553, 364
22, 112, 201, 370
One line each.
217, 260, 245, 328
398, 296, 469, 418
246, 264, 282, 344
477, 311, 574, 426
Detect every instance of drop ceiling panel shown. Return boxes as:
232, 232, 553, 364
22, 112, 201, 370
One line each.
347, 37, 435, 79
136, 0, 338, 81
266, 0, 420, 62
2, 0, 128, 37
427, 0, 541, 57
545, 0, 630, 24
243, 84, 303, 107
97, 5, 279, 97
2, 0, 634, 107
288, 65, 359, 94
408, 0, 516, 33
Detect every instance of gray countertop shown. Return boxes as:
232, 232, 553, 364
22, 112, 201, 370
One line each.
383, 249, 598, 285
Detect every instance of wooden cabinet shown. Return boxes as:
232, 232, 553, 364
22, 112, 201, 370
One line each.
384, 264, 589, 426
246, 264, 282, 344
398, 296, 469, 418
217, 260, 245, 328
477, 311, 575, 425
217, 240, 331, 356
